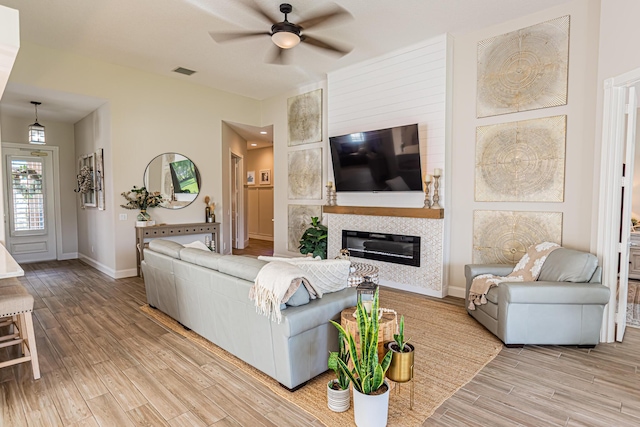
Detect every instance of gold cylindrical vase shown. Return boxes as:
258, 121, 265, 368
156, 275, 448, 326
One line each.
385, 342, 414, 383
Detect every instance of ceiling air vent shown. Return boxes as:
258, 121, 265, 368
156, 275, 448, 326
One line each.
173, 67, 196, 76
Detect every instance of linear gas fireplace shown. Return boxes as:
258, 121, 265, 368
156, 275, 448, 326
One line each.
342, 230, 420, 267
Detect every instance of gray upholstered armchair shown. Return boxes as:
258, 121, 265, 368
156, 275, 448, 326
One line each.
465, 248, 611, 347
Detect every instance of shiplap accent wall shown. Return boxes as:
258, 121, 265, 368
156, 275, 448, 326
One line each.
327, 34, 450, 208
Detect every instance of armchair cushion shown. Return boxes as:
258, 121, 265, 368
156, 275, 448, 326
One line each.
538, 248, 598, 283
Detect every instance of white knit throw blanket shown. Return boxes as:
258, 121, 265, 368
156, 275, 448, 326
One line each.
249, 261, 321, 323
468, 242, 560, 311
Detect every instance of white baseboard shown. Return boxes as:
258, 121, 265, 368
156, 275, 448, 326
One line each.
58, 252, 78, 261
248, 234, 274, 242
379, 278, 445, 298
447, 286, 466, 299
78, 254, 138, 279
115, 268, 138, 279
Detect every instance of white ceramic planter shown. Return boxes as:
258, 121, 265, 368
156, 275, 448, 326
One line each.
352, 381, 390, 427
327, 380, 350, 412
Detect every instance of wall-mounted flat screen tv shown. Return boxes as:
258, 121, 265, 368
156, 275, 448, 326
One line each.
329, 124, 422, 192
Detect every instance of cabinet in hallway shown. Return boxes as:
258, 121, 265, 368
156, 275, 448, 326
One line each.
248, 185, 273, 240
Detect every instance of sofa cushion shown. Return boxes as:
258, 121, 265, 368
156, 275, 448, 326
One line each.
538, 248, 598, 283
218, 255, 267, 282
148, 240, 183, 259
293, 259, 351, 294
180, 248, 223, 270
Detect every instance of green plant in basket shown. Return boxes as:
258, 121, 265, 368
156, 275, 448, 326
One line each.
328, 330, 350, 390
330, 288, 392, 394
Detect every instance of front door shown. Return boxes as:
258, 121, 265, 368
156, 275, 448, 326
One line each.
4, 146, 57, 263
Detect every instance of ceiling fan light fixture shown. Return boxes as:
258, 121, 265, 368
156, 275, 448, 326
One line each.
271, 30, 300, 49
28, 101, 45, 145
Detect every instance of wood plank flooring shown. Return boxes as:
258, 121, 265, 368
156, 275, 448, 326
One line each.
232, 239, 273, 257
0, 259, 639, 426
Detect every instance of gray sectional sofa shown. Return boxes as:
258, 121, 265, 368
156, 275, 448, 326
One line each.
141, 239, 357, 390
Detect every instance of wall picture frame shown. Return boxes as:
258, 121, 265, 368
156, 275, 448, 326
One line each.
247, 170, 255, 185
260, 169, 271, 185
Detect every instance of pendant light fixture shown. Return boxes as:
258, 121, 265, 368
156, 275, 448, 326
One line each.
28, 101, 45, 145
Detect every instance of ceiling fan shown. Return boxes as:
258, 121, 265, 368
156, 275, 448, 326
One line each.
209, 2, 352, 64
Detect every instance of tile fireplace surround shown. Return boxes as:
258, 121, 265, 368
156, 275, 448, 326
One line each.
326, 208, 445, 297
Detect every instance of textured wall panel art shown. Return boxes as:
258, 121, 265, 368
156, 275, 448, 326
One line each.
288, 89, 322, 146
288, 204, 322, 252
288, 148, 322, 200
473, 210, 562, 265
477, 15, 569, 118
476, 115, 566, 202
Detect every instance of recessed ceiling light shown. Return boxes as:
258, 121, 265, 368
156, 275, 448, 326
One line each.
251, 143, 258, 147
260, 131, 267, 134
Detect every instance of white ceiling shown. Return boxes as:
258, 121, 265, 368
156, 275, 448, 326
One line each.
225, 121, 273, 150
0, 0, 571, 102
0, 0, 572, 141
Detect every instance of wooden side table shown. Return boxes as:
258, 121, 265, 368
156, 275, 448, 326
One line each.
340, 306, 397, 365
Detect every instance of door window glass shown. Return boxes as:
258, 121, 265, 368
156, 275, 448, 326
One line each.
11, 159, 45, 232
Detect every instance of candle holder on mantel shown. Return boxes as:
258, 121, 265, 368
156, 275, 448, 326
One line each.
431, 170, 442, 209
326, 184, 337, 206
423, 178, 432, 208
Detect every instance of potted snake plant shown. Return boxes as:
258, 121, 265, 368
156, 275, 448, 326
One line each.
327, 330, 351, 412
385, 315, 415, 383
331, 288, 392, 427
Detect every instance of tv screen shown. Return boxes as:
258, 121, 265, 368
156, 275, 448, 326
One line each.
329, 124, 422, 192
170, 159, 199, 194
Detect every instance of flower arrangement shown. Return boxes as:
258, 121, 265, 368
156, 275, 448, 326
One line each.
74, 166, 93, 194
120, 186, 164, 211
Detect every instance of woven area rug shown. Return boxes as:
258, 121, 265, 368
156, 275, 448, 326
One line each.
140, 288, 502, 426
627, 281, 640, 328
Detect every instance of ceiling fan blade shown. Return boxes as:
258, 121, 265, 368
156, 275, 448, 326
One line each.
297, 5, 352, 30
209, 31, 270, 43
240, 0, 278, 24
301, 35, 352, 55
267, 46, 290, 65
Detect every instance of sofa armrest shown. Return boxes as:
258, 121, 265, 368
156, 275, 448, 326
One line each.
498, 281, 611, 305
464, 264, 514, 297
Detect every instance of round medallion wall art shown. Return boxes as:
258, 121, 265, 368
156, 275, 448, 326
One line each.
475, 115, 566, 202
476, 15, 569, 118
473, 210, 563, 265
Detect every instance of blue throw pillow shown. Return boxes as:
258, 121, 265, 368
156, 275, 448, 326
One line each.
285, 284, 310, 307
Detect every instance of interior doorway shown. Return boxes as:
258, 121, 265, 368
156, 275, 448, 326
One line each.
230, 152, 243, 250
2, 143, 61, 263
597, 69, 640, 343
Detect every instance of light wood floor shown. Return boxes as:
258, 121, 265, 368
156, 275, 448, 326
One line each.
1, 260, 639, 426
232, 239, 273, 257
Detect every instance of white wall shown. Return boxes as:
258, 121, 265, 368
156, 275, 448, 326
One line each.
0, 115, 79, 258
74, 106, 114, 271
593, 0, 640, 245
0, 5, 20, 244
261, 80, 327, 257
327, 35, 450, 209
7, 41, 261, 277
448, 0, 601, 296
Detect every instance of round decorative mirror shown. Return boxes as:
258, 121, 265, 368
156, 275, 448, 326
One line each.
143, 153, 201, 209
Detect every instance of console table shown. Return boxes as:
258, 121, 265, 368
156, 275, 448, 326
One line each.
135, 222, 219, 276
